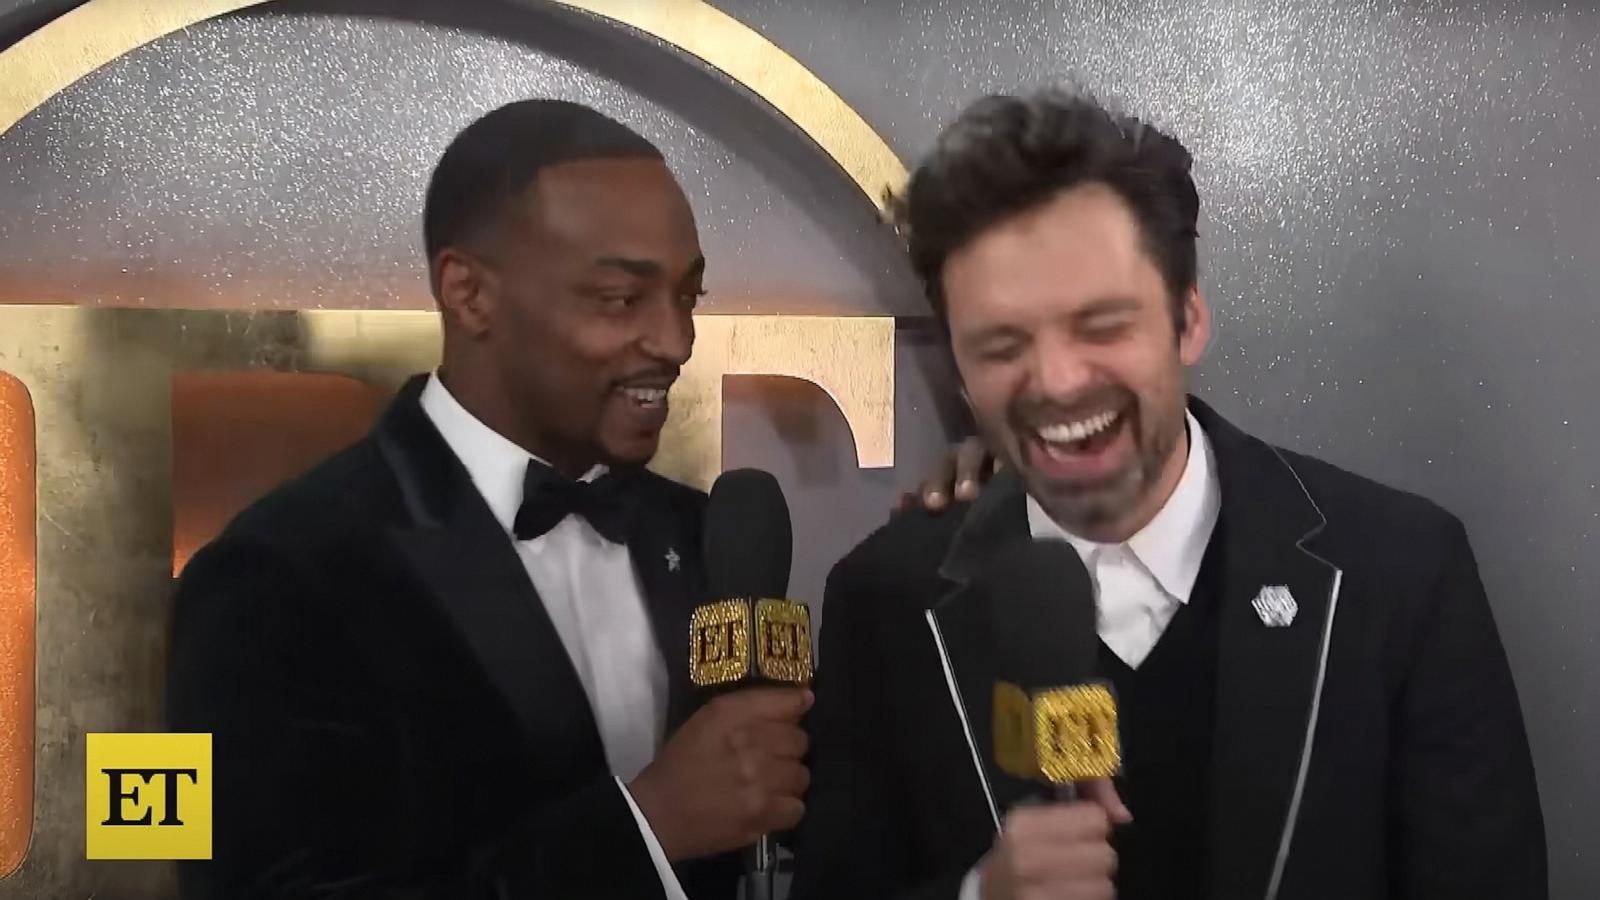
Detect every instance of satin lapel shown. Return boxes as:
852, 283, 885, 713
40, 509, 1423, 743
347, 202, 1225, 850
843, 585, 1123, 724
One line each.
1194, 400, 1343, 900
375, 378, 606, 778
929, 472, 1033, 826
626, 479, 704, 736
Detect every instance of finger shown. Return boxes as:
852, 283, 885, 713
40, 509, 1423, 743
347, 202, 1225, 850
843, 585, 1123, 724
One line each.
1077, 778, 1132, 825
757, 760, 810, 799
953, 437, 990, 500
760, 796, 806, 834
1005, 802, 1111, 843
1055, 882, 1113, 900
715, 686, 813, 723
1010, 841, 1117, 886
918, 453, 958, 510
743, 722, 810, 759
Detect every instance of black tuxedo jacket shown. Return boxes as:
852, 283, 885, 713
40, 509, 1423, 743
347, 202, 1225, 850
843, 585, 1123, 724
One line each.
166, 376, 737, 899
791, 399, 1545, 900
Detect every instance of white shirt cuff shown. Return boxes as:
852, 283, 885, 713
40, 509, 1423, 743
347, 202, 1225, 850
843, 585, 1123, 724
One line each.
959, 864, 983, 900
615, 777, 690, 900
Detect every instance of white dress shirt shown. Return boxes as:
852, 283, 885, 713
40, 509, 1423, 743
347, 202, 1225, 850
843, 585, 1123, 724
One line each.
1027, 409, 1221, 669
419, 374, 686, 900
960, 410, 1220, 900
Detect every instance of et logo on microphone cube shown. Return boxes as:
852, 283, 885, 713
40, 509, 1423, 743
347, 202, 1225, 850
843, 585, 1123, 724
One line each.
690, 598, 813, 688
85, 732, 212, 860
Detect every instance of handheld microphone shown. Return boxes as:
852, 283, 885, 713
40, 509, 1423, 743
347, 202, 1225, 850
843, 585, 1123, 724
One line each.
692, 468, 811, 690
692, 468, 810, 900
979, 539, 1122, 801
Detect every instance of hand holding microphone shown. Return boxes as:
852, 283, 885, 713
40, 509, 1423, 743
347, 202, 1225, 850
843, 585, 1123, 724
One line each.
628, 685, 811, 862
979, 779, 1131, 900
974, 540, 1132, 900
628, 469, 812, 878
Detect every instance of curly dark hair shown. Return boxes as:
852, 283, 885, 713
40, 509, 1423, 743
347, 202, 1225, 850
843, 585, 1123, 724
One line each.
895, 88, 1200, 330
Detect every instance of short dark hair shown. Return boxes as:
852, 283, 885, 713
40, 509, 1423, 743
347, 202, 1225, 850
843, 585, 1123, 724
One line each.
423, 99, 664, 260
896, 88, 1200, 328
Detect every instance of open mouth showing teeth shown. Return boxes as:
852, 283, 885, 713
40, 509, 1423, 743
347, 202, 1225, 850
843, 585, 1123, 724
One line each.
620, 386, 669, 408
1034, 409, 1121, 451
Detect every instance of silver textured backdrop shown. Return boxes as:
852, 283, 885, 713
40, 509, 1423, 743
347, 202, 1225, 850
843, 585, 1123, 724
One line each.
1, 1, 1595, 896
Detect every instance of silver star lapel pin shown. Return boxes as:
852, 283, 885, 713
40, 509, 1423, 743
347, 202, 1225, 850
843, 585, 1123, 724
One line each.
665, 547, 681, 573
1252, 585, 1298, 627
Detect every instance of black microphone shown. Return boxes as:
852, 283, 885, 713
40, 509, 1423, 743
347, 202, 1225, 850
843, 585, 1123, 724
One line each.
692, 468, 810, 900
978, 539, 1122, 802
692, 468, 811, 690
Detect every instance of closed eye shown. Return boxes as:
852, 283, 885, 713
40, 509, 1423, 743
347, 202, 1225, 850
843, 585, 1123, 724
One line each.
976, 339, 1025, 363
1079, 317, 1131, 343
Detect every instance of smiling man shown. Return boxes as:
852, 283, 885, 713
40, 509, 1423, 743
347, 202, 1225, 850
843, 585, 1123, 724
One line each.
793, 89, 1545, 900
166, 100, 812, 900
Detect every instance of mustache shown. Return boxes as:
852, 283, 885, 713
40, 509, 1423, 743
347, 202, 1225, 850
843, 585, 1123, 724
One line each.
1006, 384, 1136, 430
614, 367, 680, 388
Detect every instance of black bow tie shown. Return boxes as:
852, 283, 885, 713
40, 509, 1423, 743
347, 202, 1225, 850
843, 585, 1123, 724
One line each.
513, 460, 639, 545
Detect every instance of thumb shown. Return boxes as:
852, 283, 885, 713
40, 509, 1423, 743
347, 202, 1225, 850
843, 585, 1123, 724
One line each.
1078, 777, 1132, 825
737, 685, 813, 721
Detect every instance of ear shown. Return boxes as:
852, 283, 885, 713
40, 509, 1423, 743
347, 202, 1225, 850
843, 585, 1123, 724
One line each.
1177, 285, 1210, 367
432, 248, 495, 338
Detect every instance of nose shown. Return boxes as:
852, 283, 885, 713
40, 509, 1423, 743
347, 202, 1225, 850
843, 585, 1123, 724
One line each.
1029, 330, 1095, 402
639, 298, 694, 368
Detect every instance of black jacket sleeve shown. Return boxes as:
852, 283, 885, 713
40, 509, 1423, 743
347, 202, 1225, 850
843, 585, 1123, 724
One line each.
165, 539, 668, 900
789, 554, 973, 900
1390, 518, 1547, 899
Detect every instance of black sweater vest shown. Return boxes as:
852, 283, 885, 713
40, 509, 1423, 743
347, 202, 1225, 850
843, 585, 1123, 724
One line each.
1096, 528, 1226, 900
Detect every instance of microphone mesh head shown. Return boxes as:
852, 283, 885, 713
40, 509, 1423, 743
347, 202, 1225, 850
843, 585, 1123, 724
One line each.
975, 539, 1098, 690
703, 468, 793, 601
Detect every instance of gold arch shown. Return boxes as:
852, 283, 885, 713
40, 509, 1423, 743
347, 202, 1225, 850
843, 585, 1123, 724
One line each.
0, 0, 907, 210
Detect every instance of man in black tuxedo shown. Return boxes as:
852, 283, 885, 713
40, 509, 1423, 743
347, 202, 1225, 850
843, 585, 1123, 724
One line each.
166, 100, 813, 899
793, 90, 1546, 900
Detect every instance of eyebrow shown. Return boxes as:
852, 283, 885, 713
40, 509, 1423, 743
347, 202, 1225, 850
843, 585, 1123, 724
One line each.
959, 323, 1029, 349
1075, 297, 1142, 317
592, 255, 707, 282
593, 256, 662, 278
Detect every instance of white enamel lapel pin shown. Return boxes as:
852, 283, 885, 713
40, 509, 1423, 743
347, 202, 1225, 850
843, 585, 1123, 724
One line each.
1252, 585, 1298, 627
665, 547, 681, 573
